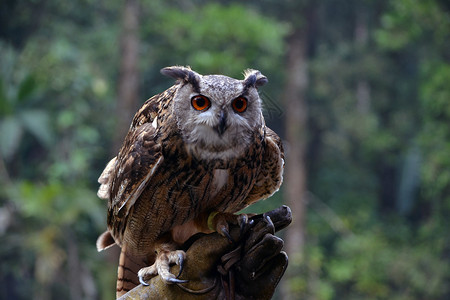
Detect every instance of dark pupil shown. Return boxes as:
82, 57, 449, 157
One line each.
196, 97, 205, 107
235, 99, 244, 109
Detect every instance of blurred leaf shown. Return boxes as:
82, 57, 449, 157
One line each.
0, 116, 24, 160
0, 77, 11, 115
20, 109, 54, 147
17, 74, 38, 103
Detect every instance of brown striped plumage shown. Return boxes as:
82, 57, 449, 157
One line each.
96, 66, 284, 297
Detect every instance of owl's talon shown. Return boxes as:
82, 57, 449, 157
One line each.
139, 275, 150, 286
167, 277, 189, 284
220, 226, 235, 244
212, 212, 257, 243
238, 214, 249, 235
176, 252, 185, 278
138, 249, 186, 285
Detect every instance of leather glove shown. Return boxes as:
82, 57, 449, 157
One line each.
118, 205, 292, 300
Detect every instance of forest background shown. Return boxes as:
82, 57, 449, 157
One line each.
0, 0, 449, 299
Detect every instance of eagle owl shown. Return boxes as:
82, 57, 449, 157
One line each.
96, 66, 284, 297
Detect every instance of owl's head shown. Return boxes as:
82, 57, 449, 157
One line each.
161, 66, 268, 160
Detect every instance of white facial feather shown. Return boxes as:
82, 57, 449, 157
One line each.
172, 72, 264, 161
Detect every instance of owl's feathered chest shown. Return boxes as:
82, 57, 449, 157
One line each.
118, 127, 265, 252
151, 124, 265, 214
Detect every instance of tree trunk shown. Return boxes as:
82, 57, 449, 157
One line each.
281, 24, 310, 300
355, 6, 371, 114
284, 27, 308, 255
114, 0, 140, 152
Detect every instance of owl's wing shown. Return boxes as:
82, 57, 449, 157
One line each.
245, 127, 285, 204
97, 87, 179, 219
107, 122, 163, 216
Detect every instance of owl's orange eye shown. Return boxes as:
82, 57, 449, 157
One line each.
191, 95, 211, 111
232, 97, 247, 113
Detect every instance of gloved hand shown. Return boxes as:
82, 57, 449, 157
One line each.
118, 205, 292, 300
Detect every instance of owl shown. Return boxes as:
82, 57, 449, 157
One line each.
96, 66, 284, 297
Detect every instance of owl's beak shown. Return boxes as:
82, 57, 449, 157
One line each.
215, 111, 227, 136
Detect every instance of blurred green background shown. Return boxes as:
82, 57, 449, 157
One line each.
0, 0, 449, 299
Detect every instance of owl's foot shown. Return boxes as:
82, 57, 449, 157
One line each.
208, 212, 254, 243
138, 249, 188, 286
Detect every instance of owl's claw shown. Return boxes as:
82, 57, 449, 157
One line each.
138, 249, 188, 286
166, 277, 189, 284
139, 274, 188, 286
220, 226, 235, 244
211, 212, 254, 244
238, 214, 249, 236
139, 274, 150, 286
176, 252, 185, 278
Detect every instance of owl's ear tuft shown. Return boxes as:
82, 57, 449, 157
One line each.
161, 66, 201, 91
243, 69, 268, 89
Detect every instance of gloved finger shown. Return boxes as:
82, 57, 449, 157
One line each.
244, 215, 275, 253
240, 233, 284, 280
249, 205, 292, 233
265, 205, 292, 232
236, 251, 288, 300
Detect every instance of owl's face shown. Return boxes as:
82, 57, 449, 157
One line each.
162, 67, 268, 160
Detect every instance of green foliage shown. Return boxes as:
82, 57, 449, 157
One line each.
420, 62, 450, 199
287, 0, 450, 299
0, 180, 109, 299
0, 44, 53, 161
375, 0, 450, 51
0, 1, 119, 298
144, 3, 289, 76
323, 231, 449, 299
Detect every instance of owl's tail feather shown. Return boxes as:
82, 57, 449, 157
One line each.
116, 245, 147, 298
